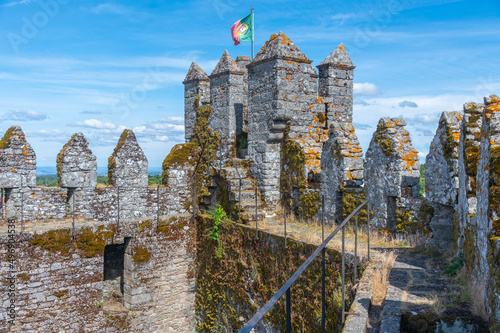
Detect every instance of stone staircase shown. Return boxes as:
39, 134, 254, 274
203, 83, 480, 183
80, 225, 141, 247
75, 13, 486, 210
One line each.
222, 159, 265, 222
200, 158, 265, 222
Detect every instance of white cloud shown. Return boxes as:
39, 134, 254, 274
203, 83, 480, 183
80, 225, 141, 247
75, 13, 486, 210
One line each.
155, 135, 169, 142
69, 119, 117, 129
354, 83, 382, 96
1, 109, 48, 122
1, 0, 33, 7
399, 100, 418, 108
90, 3, 129, 15
404, 113, 440, 124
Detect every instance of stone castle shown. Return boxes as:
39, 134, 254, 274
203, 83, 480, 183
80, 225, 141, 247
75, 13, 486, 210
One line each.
1, 30, 500, 331
183, 31, 500, 327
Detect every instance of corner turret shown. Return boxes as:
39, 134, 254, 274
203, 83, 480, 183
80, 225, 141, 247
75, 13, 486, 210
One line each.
183, 62, 210, 142
317, 43, 355, 123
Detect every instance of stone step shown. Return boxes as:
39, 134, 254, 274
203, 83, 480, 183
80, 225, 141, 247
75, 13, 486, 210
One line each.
242, 211, 266, 222
228, 179, 254, 191
224, 167, 248, 179
230, 190, 256, 202
239, 201, 262, 211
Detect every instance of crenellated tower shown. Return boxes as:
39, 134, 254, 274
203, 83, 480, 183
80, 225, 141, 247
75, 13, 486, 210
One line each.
317, 43, 355, 124
183, 62, 210, 142
209, 50, 246, 145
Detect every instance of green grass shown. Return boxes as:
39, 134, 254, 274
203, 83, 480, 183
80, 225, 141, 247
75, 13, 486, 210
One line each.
419, 163, 426, 197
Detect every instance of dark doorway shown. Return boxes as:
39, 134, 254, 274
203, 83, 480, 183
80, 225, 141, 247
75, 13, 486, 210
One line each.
104, 243, 125, 294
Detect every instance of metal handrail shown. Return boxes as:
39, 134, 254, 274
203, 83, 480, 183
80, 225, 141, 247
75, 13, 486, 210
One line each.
238, 200, 368, 333
192, 140, 209, 223
229, 156, 242, 221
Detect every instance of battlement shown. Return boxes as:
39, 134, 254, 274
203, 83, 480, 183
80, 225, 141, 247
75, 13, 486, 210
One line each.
0, 127, 192, 223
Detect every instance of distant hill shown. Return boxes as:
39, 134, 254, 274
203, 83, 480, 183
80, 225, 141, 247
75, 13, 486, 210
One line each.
36, 166, 162, 176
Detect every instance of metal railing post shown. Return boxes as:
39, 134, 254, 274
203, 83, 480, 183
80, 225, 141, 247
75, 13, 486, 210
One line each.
193, 174, 196, 224
284, 192, 287, 249
255, 186, 258, 239
207, 141, 210, 174
116, 186, 120, 233
72, 190, 75, 238
354, 211, 358, 284
157, 184, 160, 229
342, 225, 345, 324
21, 188, 24, 233
321, 195, 325, 333
367, 202, 371, 261
219, 138, 222, 175
286, 288, 291, 333
1, 188, 4, 220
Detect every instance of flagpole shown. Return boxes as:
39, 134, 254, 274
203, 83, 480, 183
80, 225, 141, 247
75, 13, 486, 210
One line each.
251, 6, 254, 60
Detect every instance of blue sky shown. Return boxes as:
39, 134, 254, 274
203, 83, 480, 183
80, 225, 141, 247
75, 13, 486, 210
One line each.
0, 0, 499, 169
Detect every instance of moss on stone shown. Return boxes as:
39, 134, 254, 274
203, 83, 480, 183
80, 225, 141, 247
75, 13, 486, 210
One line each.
298, 191, 321, 219
342, 190, 369, 224
132, 245, 151, 263
30, 224, 116, 258
161, 142, 196, 184
463, 226, 475, 272
190, 95, 221, 207
0, 126, 15, 149
440, 121, 459, 164
489, 146, 500, 232
395, 205, 432, 234
108, 129, 131, 185
280, 138, 306, 195
195, 214, 358, 332
317, 112, 326, 124
374, 123, 393, 156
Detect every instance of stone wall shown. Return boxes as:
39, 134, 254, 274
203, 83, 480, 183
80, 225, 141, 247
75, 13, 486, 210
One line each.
0, 216, 196, 332
0, 128, 194, 224
364, 118, 420, 229
321, 122, 364, 222
195, 214, 362, 332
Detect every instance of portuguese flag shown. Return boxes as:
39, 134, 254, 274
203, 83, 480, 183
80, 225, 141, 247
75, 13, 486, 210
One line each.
231, 13, 253, 46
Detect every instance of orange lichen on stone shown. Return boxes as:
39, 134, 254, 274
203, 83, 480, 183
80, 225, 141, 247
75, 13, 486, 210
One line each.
334, 105, 338, 109
316, 97, 323, 103
23, 150, 28, 155
309, 105, 314, 110
453, 133, 460, 141
402, 150, 419, 169
11, 168, 15, 172
490, 95, 500, 103
487, 103, 499, 112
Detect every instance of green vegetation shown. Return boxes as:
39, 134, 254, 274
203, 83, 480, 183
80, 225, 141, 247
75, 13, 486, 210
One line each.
148, 174, 161, 185
419, 164, 426, 197
443, 253, 464, 276
36, 175, 58, 187
209, 205, 227, 242
97, 176, 109, 185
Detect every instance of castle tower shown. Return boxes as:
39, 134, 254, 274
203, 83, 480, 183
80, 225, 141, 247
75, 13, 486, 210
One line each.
247, 31, 318, 205
317, 43, 355, 123
183, 62, 210, 142
209, 50, 245, 144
